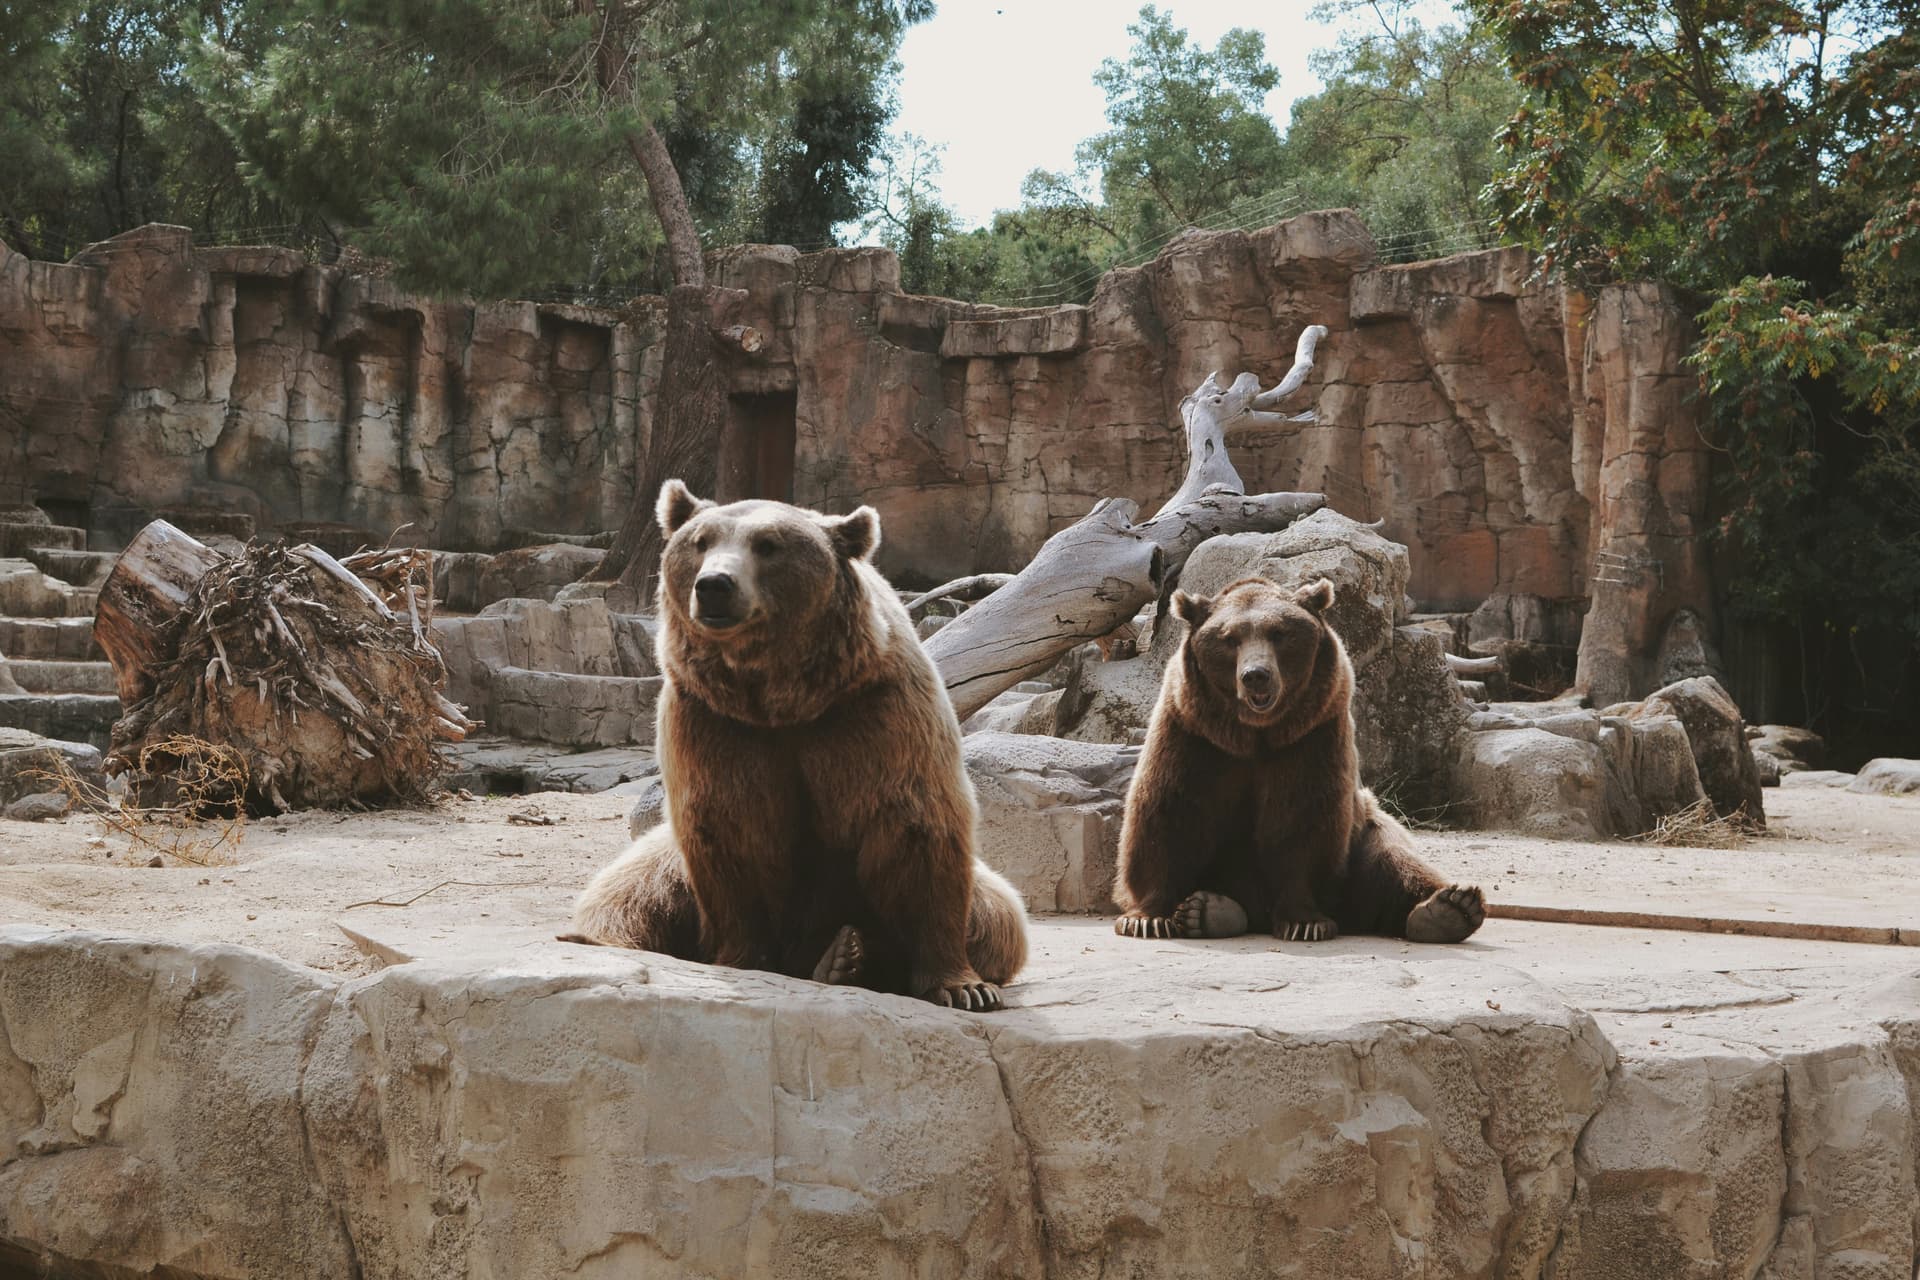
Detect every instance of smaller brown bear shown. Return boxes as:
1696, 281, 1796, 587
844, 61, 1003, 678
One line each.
1113, 576, 1485, 944
567, 480, 1028, 1010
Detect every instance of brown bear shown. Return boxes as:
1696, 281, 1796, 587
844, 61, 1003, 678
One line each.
1113, 576, 1485, 944
567, 480, 1028, 1010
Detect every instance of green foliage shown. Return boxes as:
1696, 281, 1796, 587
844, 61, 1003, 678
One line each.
195, 0, 928, 297
1021, 5, 1285, 255
1284, 2, 1520, 261
1691, 276, 1920, 634
1, 0, 923, 294
1474, 0, 1920, 294
0, 0, 305, 261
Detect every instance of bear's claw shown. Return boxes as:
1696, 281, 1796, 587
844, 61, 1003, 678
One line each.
811, 924, 866, 985
1115, 913, 1181, 939
1404, 884, 1486, 943
1274, 915, 1339, 942
931, 979, 1003, 1012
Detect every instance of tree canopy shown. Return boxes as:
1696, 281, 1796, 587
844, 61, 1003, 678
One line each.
3, 0, 928, 295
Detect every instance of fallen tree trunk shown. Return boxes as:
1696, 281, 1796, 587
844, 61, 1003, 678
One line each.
926, 491, 1326, 719
96, 521, 475, 813
925, 326, 1333, 720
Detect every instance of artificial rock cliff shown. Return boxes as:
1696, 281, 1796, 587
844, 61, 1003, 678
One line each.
0, 212, 1716, 702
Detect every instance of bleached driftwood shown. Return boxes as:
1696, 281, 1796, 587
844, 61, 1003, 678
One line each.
905, 573, 1016, 620
1445, 652, 1505, 677
926, 326, 1333, 720
1156, 324, 1326, 515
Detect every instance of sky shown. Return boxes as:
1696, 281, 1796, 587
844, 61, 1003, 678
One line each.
890, 0, 1377, 229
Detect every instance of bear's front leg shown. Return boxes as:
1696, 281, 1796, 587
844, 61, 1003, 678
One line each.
1113, 725, 1223, 939
857, 819, 1002, 1010
660, 690, 799, 972
1256, 815, 1344, 943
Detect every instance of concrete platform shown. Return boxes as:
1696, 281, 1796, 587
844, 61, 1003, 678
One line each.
0, 789, 1916, 1278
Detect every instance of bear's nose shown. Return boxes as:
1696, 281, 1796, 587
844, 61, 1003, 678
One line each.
694, 572, 737, 608
1239, 665, 1274, 694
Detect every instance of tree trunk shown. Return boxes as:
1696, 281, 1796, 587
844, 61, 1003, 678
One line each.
583, 123, 729, 606
93, 520, 227, 706
590, 283, 728, 606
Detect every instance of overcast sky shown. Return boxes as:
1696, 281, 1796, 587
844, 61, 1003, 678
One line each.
889, 0, 1384, 228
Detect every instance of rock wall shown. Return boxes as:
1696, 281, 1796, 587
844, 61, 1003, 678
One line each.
0, 225, 655, 550
1, 215, 1718, 699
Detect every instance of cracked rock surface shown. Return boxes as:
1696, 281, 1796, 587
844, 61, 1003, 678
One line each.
1, 790, 1917, 1278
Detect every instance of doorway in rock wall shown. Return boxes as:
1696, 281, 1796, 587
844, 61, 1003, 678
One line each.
716, 390, 797, 504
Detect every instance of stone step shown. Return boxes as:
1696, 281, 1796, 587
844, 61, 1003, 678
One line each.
0, 617, 103, 662
0, 522, 85, 557
0, 559, 96, 617
0, 692, 119, 750
484, 668, 662, 749
23, 546, 115, 588
6, 659, 116, 695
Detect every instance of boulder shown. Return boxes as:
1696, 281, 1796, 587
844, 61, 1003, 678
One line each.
1449, 711, 1704, 839
1753, 748, 1782, 787
626, 776, 668, 837
3, 790, 70, 821
964, 686, 1065, 737
1848, 758, 1920, 796
0, 727, 102, 806
0, 922, 1628, 1280
1618, 677, 1766, 824
962, 733, 1135, 912
1052, 652, 1165, 745
1748, 724, 1825, 773
1652, 606, 1727, 688
475, 544, 605, 604
1169, 509, 1409, 669
1451, 727, 1614, 840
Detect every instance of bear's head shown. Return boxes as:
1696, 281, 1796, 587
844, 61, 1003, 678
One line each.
1171, 576, 1341, 727
655, 478, 879, 644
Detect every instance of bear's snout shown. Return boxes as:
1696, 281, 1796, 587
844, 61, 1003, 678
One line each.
693, 570, 743, 624
1238, 663, 1278, 711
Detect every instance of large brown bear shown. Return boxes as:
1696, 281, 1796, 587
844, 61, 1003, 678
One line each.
1113, 576, 1485, 944
568, 480, 1028, 1010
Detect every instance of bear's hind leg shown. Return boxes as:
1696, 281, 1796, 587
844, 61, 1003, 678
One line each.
1405, 885, 1487, 943
1173, 891, 1250, 938
567, 826, 703, 958
1339, 794, 1486, 943
967, 860, 1030, 987
811, 925, 867, 985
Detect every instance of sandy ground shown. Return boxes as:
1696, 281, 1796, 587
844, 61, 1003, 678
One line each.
0, 781, 1914, 1018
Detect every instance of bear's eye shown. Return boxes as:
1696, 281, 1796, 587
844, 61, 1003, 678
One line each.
691, 532, 711, 552
751, 535, 781, 557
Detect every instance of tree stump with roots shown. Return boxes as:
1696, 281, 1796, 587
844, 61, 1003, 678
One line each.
94, 521, 474, 813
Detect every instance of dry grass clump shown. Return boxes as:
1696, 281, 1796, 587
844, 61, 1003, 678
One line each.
1631, 797, 1760, 849
34, 734, 249, 866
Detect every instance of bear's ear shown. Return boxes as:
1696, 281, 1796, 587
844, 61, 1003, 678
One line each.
1294, 578, 1335, 613
821, 506, 880, 561
656, 479, 712, 536
1172, 590, 1212, 628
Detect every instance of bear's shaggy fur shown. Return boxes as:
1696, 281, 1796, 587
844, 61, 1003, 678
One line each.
1113, 576, 1485, 944
568, 480, 1028, 1010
